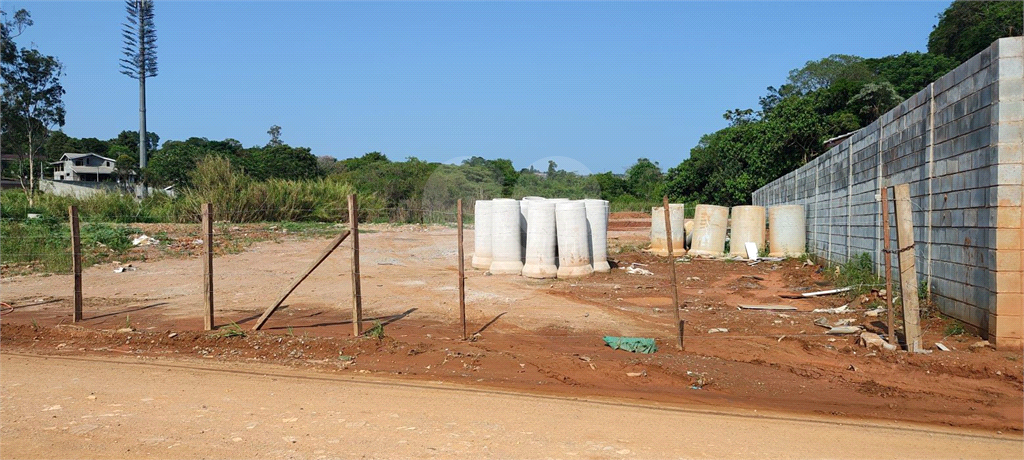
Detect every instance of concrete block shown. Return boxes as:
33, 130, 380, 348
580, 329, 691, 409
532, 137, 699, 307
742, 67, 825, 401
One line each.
997, 207, 1023, 228
998, 79, 1024, 106
998, 56, 1024, 82
997, 37, 1024, 58
991, 313, 1024, 349
997, 227, 1024, 250
996, 293, 1024, 316
997, 250, 1023, 272
998, 141, 1023, 165
998, 164, 1024, 185
996, 271, 1024, 294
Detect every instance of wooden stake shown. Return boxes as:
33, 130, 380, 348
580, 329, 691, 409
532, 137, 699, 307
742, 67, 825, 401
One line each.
252, 230, 351, 331
349, 194, 363, 337
69, 206, 82, 322
894, 183, 923, 352
202, 203, 214, 331
879, 186, 896, 347
663, 196, 683, 350
458, 199, 467, 340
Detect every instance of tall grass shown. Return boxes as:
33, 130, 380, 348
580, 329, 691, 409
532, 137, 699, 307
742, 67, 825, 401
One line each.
0, 156, 382, 224
0, 216, 72, 272
179, 156, 382, 223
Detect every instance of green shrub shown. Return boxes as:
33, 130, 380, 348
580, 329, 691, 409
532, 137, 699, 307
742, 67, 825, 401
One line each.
831, 253, 882, 295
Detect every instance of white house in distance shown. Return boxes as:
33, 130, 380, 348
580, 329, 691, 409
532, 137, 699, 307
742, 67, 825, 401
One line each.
49, 153, 119, 182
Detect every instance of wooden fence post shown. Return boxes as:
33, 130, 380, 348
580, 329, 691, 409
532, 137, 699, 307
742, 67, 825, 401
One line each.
458, 199, 467, 340
662, 196, 683, 350
894, 183, 923, 352
349, 194, 363, 336
69, 206, 82, 322
202, 203, 214, 331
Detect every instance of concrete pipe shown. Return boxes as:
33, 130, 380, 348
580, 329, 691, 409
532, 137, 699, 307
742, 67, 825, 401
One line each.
650, 205, 685, 256
729, 205, 766, 257
471, 200, 493, 270
688, 204, 729, 257
489, 198, 524, 275
669, 203, 686, 254
768, 204, 806, 257
584, 199, 610, 272
555, 201, 593, 278
522, 200, 558, 279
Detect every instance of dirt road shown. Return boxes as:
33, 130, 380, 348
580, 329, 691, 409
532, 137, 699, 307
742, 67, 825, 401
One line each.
2, 353, 1019, 460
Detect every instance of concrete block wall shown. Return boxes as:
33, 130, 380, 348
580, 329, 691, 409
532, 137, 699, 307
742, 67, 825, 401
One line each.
752, 38, 1023, 348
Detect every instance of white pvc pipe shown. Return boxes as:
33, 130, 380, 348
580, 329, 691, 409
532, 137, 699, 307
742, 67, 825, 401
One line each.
522, 200, 558, 279
471, 200, 492, 270
584, 199, 610, 272
489, 198, 523, 275
555, 201, 593, 278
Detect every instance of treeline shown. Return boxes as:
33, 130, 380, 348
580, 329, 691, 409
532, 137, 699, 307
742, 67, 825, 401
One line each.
664, 0, 1021, 206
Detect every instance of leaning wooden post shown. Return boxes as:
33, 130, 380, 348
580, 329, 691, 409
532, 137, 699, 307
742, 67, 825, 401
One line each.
69, 206, 83, 322
457, 199, 467, 340
879, 186, 896, 347
202, 203, 215, 331
662, 196, 683, 350
349, 194, 363, 336
893, 183, 922, 352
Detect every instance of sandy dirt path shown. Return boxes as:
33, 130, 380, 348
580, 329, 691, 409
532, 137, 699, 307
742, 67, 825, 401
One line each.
1, 353, 1019, 460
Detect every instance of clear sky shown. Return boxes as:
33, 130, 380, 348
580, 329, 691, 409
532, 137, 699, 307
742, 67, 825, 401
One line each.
7, 1, 950, 174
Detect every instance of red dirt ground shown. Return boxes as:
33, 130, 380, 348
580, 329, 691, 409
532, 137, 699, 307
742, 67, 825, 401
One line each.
2, 214, 1021, 435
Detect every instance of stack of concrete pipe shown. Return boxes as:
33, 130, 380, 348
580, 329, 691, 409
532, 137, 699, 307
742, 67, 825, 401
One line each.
473, 198, 609, 278
649, 203, 804, 258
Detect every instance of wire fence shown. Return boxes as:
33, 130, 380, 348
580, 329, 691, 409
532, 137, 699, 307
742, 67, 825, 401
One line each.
0, 197, 899, 348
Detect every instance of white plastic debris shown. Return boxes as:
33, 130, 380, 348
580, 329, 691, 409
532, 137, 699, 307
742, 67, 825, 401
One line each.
626, 266, 654, 276
131, 235, 159, 246
813, 304, 850, 314
707, 328, 729, 334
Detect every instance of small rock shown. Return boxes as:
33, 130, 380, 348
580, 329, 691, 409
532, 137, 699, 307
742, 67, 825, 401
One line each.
117, 327, 134, 333
878, 289, 887, 299
612, 285, 621, 290
969, 340, 993, 351
707, 328, 729, 334
626, 370, 647, 377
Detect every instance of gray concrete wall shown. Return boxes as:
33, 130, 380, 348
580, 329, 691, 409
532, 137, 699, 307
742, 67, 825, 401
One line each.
752, 38, 1023, 348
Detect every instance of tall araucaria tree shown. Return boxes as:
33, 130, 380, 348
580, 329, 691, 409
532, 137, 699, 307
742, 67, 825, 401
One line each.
120, 0, 157, 190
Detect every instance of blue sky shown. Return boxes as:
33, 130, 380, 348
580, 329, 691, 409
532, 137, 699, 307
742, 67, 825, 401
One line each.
8, 1, 949, 174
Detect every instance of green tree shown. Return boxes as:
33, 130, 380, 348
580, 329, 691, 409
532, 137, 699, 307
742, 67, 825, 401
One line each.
1, 8, 66, 206
266, 125, 282, 147
109, 129, 159, 154
120, 0, 158, 183
147, 142, 210, 186
243, 144, 318, 181
786, 54, 873, 94
848, 82, 903, 124
625, 158, 664, 200
928, 1, 1023, 63
865, 52, 959, 99
43, 130, 80, 160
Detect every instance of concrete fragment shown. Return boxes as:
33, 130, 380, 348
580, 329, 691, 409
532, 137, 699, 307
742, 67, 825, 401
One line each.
859, 332, 897, 351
